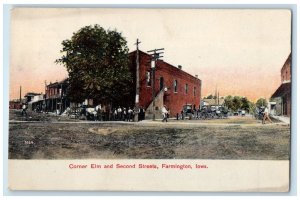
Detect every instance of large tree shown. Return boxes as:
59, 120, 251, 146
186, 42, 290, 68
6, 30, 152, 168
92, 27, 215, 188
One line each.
256, 98, 268, 107
56, 25, 134, 106
224, 95, 252, 112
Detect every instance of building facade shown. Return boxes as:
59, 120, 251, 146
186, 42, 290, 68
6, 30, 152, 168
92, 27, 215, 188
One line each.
45, 79, 70, 113
129, 50, 202, 118
9, 99, 23, 109
271, 53, 291, 117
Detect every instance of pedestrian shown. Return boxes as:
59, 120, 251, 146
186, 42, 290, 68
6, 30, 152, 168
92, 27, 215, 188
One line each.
162, 105, 168, 122
96, 104, 102, 121
21, 104, 27, 117
196, 108, 200, 119
262, 106, 273, 124
127, 107, 133, 121
117, 106, 122, 121
142, 107, 145, 120
123, 107, 127, 121
138, 107, 145, 121
113, 108, 117, 121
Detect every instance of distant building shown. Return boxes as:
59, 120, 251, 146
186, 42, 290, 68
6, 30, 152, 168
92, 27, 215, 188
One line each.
202, 98, 225, 107
129, 50, 202, 118
45, 78, 70, 113
271, 53, 291, 117
27, 94, 45, 111
24, 92, 41, 103
9, 99, 25, 109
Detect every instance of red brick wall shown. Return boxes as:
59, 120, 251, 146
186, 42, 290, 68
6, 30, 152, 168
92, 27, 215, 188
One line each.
281, 53, 291, 117
287, 95, 291, 117
281, 53, 291, 83
9, 102, 22, 109
130, 51, 201, 117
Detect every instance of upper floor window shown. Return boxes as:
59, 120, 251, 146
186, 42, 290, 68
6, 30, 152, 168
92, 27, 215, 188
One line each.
193, 87, 196, 96
174, 80, 178, 93
185, 84, 188, 94
146, 71, 151, 86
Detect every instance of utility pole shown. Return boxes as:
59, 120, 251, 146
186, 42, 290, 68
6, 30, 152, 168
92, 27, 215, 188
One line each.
215, 85, 217, 105
60, 82, 63, 114
147, 48, 164, 121
19, 86, 22, 103
134, 39, 141, 122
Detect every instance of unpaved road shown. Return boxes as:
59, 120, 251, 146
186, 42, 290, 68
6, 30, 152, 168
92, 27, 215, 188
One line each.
9, 119, 290, 160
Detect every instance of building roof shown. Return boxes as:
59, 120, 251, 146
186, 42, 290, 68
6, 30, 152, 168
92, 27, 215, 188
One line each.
281, 53, 291, 72
47, 78, 69, 88
24, 92, 41, 97
271, 82, 291, 98
129, 50, 201, 82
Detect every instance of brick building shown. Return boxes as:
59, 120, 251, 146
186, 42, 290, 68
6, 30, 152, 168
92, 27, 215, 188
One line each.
129, 50, 201, 118
45, 78, 70, 113
271, 53, 291, 117
9, 99, 23, 109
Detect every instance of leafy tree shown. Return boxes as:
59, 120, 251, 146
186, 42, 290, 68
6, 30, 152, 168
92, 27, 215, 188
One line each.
224, 95, 234, 110
225, 95, 253, 112
248, 101, 256, 115
232, 96, 242, 111
56, 25, 134, 106
241, 97, 250, 112
256, 98, 268, 107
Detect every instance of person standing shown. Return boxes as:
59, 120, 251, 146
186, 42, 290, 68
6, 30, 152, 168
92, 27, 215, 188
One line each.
262, 106, 273, 124
162, 105, 168, 122
113, 108, 117, 121
22, 104, 27, 117
127, 107, 133, 121
123, 107, 127, 121
96, 104, 102, 121
117, 106, 122, 121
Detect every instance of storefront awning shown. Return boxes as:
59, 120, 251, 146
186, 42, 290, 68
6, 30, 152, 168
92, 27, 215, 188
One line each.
271, 82, 291, 98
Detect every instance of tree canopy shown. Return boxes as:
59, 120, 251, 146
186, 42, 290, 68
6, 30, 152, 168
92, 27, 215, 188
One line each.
256, 98, 268, 107
56, 25, 134, 106
224, 95, 253, 112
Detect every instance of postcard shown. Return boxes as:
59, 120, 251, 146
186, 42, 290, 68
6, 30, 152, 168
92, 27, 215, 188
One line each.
8, 8, 291, 191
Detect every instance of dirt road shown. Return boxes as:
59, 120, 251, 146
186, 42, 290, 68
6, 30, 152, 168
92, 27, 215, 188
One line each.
9, 119, 290, 160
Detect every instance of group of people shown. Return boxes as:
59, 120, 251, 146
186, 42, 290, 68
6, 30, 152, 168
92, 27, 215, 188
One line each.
83, 104, 146, 121
112, 106, 145, 121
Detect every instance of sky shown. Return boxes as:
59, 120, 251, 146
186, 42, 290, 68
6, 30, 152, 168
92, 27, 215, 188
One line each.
9, 8, 291, 101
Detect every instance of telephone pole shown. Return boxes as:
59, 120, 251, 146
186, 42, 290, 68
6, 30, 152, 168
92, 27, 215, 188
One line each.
134, 39, 141, 122
147, 48, 164, 121
19, 86, 22, 104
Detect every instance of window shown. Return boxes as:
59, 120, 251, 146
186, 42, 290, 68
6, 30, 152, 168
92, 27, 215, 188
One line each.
185, 84, 188, 94
174, 80, 178, 93
193, 87, 196, 97
160, 77, 164, 90
146, 71, 151, 86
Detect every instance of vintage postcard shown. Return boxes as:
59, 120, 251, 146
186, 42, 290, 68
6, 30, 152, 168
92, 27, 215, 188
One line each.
8, 8, 291, 191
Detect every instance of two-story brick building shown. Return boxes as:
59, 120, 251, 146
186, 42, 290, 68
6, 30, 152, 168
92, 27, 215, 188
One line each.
129, 50, 201, 118
271, 53, 291, 117
45, 78, 70, 113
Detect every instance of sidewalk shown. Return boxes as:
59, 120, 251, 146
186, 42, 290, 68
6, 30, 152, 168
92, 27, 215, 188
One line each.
271, 115, 290, 124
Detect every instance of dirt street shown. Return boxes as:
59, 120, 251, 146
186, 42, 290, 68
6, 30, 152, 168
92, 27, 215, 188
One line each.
9, 110, 290, 160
